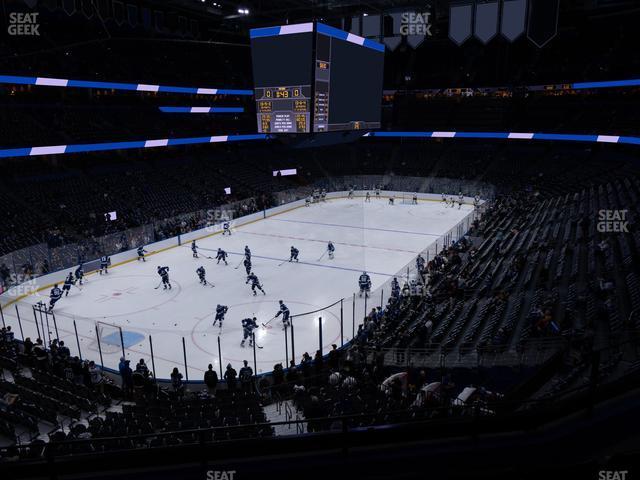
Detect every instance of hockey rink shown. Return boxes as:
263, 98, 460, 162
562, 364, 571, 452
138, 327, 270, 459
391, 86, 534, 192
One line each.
4, 197, 474, 379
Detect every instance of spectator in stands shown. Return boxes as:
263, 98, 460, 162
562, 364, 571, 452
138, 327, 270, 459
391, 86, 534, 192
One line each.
121, 359, 133, 398
170, 367, 184, 396
22, 337, 33, 356
135, 358, 151, 378
224, 363, 237, 391
327, 344, 340, 371
239, 360, 253, 392
33, 338, 48, 370
88, 361, 104, 394
204, 364, 218, 396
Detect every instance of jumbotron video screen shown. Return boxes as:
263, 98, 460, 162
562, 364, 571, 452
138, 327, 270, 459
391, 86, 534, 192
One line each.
250, 22, 385, 133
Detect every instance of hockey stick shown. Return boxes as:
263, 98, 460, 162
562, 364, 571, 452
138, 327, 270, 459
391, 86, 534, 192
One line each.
317, 250, 328, 262
234, 258, 244, 269
261, 316, 277, 328
277, 259, 289, 266
153, 281, 163, 290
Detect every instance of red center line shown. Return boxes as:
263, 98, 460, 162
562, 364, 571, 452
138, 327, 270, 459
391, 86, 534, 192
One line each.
238, 230, 421, 254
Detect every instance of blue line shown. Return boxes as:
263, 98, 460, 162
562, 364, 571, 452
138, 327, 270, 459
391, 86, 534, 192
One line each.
216, 89, 253, 96
249, 26, 282, 38
159, 107, 244, 113
0, 147, 32, 158
455, 131, 509, 139
317, 22, 349, 41
0, 134, 268, 158
316, 22, 384, 52
362, 131, 640, 146
68, 80, 139, 90
197, 247, 395, 277
0, 75, 37, 85
532, 133, 599, 142
0, 74, 252, 96
572, 79, 640, 89
270, 218, 441, 237
166, 136, 213, 146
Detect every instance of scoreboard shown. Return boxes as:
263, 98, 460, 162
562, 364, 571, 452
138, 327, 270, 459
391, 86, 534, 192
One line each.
250, 22, 384, 134
255, 85, 311, 133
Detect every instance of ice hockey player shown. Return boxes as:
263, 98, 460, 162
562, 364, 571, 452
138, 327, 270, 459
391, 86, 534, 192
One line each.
458, 192, 464, 209
327, 241, 335, 259
99, 255, 110, 275
320, 188, 327, 201
348, 187, 354, 199
442, 192, 447, 204
216, 248, 228, 265
289, 246, 299, 262
358, 271, 372, 298
412, 193, 418, 205
157, 266, 171, 289
388, 196, 395, 205
305, 196, 312, 207
313, 188, 320, 202
473, 194, 480, 208
365, 191, 371, 202
391, 277, 400, 298
222, 221, 231, 236
243, 257, 252, 275
246, 272, 266, 295
416, 254, 426, 273
213, 304, 228, 328
196, 266, 208, 285
375, 186, 381, 199
62, 272, 75, 297
240, 317, 259, 347
48, 284, 63, 312
449, 195, 456, 207
275, 300, 291, 329
244, 246, 251, 261
74, 263, 84, 285
191, 240, 199, 258
137, 246, 148, 262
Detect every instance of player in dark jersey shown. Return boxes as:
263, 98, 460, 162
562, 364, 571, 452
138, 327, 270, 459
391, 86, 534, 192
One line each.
213, 304, 228, 328
358, 271, 372, 298
240, 317, 259, 347
246, 273, 265, 295
216, 248, 228, 265
275, 300, 290, 329
157, 266, 171, 289
196, 266, 208, 285
62, 272, 75, 297
48, 285, 63, 312
137, 246, 148, 262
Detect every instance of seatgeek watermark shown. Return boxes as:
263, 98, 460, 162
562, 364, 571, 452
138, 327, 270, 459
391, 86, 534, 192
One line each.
5, 274, 38, 296
206, 209, 234, 233
8, 12, 40, 36
205, 471, 236, 480
400, 11, 433, 37
597, 209, 629, 233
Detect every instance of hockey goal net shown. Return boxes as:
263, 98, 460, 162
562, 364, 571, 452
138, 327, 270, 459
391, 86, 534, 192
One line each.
93, 321, 124, 355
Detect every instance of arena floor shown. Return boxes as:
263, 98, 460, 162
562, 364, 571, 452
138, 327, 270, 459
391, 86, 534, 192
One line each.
6, 197, 474, 379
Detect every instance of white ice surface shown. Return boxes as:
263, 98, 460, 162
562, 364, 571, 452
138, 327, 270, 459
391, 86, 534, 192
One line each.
6, 198, 473, 379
